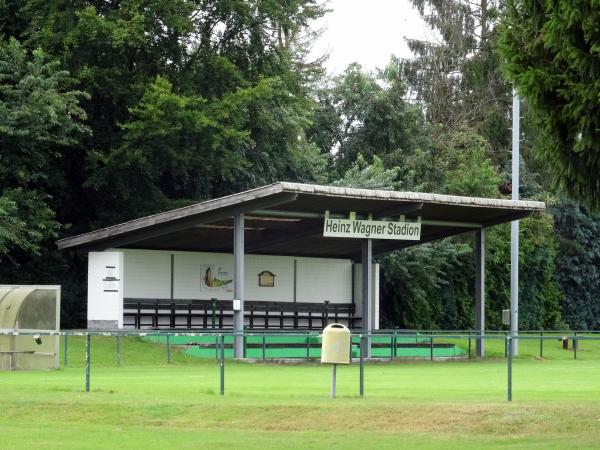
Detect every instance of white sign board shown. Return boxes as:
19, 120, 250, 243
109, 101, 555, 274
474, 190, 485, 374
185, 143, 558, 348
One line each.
323, 216, 421, 240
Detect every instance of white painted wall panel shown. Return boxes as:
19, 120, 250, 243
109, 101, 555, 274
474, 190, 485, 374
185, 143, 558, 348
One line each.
122, 249, 170, 299
245, 255, 294, 302
296, 257, 352, 303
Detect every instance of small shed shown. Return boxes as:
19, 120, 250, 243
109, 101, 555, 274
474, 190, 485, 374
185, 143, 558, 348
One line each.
0, 285, 61, 370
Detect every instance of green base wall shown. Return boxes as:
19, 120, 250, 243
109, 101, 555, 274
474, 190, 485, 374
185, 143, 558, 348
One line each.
142, 335, 467, 359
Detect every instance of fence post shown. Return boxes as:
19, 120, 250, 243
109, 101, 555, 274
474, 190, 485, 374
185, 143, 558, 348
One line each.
539, 331, 543, 359
504, 334, 508, 358
166, 334, 172, 364
262, 334, 266, 360
63, 333, 68, 367
507, 335, 512, 402
468, 331, 471, 359
306, 332, 310, 361
574, 332, 577, 360
323, 300, 330, 327
116, 335, 121, 367
243, 333, 246, 359
430, 332, 434, 361
359, 334, 365, 398
219, 334, 225, 395
85, 334, 91, 393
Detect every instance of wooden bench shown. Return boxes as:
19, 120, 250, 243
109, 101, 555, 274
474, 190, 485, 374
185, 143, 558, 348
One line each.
123, 299, 358, 330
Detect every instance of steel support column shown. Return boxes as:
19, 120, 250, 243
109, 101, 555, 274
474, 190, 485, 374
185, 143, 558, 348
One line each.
475, 229, 485, 357
233, 213, 245, 358
511, 90, 520, 356
361, 239, 372, 358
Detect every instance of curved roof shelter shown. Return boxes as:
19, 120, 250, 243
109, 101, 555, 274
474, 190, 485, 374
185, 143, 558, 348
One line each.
0, 286, 60, 370
57, 182, 544, 259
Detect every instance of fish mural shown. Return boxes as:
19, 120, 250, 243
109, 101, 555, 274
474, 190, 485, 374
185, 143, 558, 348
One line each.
201, 265, 233, 292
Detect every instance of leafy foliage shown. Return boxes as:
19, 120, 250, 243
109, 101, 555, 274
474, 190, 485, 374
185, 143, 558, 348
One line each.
401, 1, 512, 166
308, 62, 427, 173
332, 154, 400, 191
498, 0, 600, 209
0, 38, 85, 264
552, 201, 600, 330
0, 189, 59, 263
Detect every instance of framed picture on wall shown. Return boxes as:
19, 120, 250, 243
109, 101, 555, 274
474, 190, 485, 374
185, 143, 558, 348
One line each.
258, 271, 275, 287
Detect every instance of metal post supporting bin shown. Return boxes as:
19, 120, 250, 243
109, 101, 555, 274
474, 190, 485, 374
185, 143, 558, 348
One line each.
321, 324, 351, 399
507, 336, 512, 402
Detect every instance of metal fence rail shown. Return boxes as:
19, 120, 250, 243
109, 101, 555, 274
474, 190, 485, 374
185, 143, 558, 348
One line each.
1, 329, 599, 401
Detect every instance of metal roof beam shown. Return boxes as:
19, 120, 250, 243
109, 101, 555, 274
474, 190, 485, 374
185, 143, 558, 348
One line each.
252, 209, 481, 228
245, 224, 322, 253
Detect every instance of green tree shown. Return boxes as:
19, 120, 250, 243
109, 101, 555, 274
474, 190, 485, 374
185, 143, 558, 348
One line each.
552, 201, 600, 330
0, 189, 58, 264
1, 0, 330, 224
308, 62, 427, 174
485, 214, 563, 330
0, 38, 87, 263
332, 154, 400, 191
498, 0, 600, 209
401, 1, 512, 166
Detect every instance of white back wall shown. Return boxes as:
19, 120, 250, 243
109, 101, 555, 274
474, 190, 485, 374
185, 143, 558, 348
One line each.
246, 255, 295, 302
120, 249, 354, 304
295, 257, 352, 303
123, 249, 171, 299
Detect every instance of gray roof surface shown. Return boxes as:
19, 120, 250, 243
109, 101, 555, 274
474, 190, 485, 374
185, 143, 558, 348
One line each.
57, 182, 545, 259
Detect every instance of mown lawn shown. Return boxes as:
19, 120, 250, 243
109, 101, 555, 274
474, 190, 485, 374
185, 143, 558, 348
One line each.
1, 336, 599, 449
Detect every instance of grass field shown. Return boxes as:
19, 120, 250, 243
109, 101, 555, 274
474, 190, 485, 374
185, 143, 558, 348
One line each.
1, 335, 600, 449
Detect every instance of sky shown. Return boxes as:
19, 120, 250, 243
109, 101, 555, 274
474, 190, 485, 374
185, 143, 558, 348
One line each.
310, 0, 430, 75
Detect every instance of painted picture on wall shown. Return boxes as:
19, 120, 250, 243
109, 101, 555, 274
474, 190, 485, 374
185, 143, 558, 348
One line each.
200, 264, 233, 293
